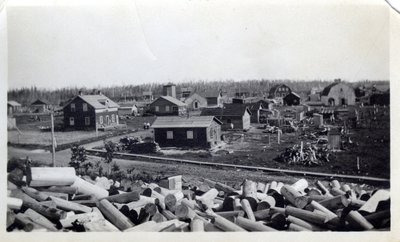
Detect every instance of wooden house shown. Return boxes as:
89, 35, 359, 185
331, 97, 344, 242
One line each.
30, 99, 50, 113
63, 93, 120, 130
118, 103, 138, 116
205, 90, 223, 107
149, 96, 187, 116
183, 93, 207, 111
283, 92, 301, 106
321, 79, 356, 106
244, 102, 265, 123
151, 116, 222, 148
7, 101, 21, 115
200, 103, 251, 130
180, 87, 193, 99
142, 91, 154, 101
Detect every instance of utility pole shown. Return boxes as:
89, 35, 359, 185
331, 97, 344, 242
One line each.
50, 112, 56, 167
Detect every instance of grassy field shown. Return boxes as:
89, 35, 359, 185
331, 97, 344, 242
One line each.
9, 115, 157, 147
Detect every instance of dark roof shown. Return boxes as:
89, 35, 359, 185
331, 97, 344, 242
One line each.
284, 92, 301, 99
151, 116, 222, 128
321, 83, 339, 96
205, 90, 222, 98
31, 99, 49, 105
201, 104, 252, 117
244, 102, 263, 112
154, 96, 186, 107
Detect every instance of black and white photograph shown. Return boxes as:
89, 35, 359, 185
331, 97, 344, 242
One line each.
1, 0, 399, 239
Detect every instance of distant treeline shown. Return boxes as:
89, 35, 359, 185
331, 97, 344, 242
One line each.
8, 79, 389, 106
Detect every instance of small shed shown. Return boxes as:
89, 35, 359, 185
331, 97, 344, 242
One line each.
30, 99, 50, 113
7, 101, 22, 115
244, 102, 265, 123
328, 128, 341, 150
118, 103, 138, 116
205, 90, 223, 107
142, 91, 154, 101
283, 92, 301, 106
151, 116, 222, 148
313, 113, 323, 127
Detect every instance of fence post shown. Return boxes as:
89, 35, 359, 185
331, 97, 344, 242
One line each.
50, 113, 56, 167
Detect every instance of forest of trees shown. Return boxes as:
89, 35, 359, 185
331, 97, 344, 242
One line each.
7, 79, 389, 106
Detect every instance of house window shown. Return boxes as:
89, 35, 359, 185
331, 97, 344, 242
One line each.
71, 103, 76, 112
111, 114, 115, 123
83, 103, 88, 112
173, 106, 178, 111
187, 130, 193, 139
167, 131, 173, 139
85, 117, 90, 125
99, 116, 103, 124
194, 101, 199, 109
165, 105, 170, 112
106, 115, 110, 125
116, 115, 119, 124
69, 117, 75, 126
210, 128, 213, 138
155, 106, 159, 112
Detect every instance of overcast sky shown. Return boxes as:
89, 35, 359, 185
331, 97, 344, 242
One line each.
6, 0, 390, 89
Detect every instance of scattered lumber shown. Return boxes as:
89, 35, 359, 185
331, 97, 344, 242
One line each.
6, 165, 390, 232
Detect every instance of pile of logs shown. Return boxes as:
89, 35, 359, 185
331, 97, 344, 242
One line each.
275, 142, 330, 166
118, 136, 160, 154
7, 166, 390, 232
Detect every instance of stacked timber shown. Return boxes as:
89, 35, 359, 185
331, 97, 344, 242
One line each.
7, 165, 390, 232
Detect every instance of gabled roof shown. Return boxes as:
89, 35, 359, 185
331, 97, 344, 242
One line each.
63, 94, 119, 110
201, 104, 252, 117
79, 95, 119, 109
8, 101, 21, 106
205, 90, 222, 98
244, 102, 264, 112
151, 116, 222, 128
183, 93, 206, 104
284, 92, 301, 99
154, 96, 187, 107
31, 99, 49, 105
